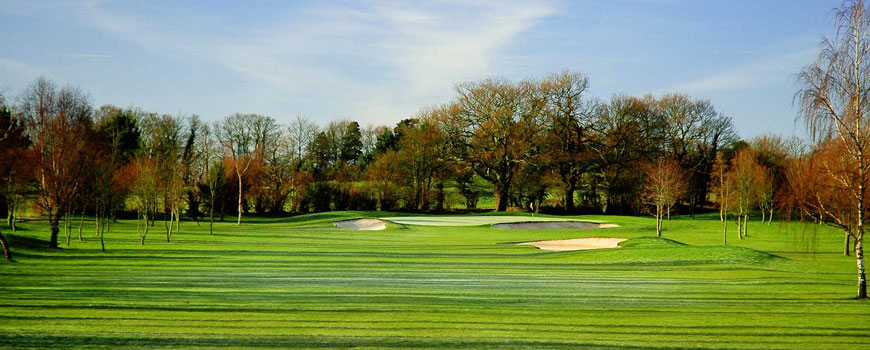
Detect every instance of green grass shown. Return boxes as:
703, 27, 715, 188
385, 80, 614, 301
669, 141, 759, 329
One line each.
1, 211, 869, 349
380, 215, 610, 226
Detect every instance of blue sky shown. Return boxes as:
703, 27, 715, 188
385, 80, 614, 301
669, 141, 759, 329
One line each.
0, 0, 840, 138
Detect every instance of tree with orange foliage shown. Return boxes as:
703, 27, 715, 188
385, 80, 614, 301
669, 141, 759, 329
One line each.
710, 153, 731, 244
539, 70, 592, 212
219, 113, 279, 224
726, 148, 767, 240
0, 93, 31, 259
130, 156, 160, 245
642, 158, 687, 237
19, 77, 92, 249
0, 96, 31, 233
449, 78, 545, 212
366, 150, 404, 211
397, 107, 450, 211
796, 0, 869, 298
784, 143, 856, 256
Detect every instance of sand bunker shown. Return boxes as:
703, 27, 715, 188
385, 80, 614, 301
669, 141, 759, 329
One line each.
333, 219, 387, 230
517, 237, 627, 251
492, 221, 619, 230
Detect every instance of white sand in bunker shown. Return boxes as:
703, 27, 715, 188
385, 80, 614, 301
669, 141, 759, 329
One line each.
492, 221, 620, 230
516, 237, 628, 251
333, 219, 387, 230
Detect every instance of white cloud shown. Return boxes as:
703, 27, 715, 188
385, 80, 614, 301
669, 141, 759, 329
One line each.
71, 0, 558, 125
0, 57, 44, 79
674, 49, 815, 93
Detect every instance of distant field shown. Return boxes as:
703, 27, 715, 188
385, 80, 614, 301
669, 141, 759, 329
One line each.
1, 212, 869, 349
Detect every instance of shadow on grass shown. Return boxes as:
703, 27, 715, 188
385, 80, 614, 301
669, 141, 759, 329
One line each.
6, 232, 51, 252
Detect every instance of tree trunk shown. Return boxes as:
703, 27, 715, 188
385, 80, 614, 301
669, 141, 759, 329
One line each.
768, 209, 774, 225
856, 146, 866, 298
140, 212, 149, 245
0, 228, 11, 260
495, 185, 509, 212
723, 211, 727, 245
137, 210, 142, 244
856, 236, 867, 298
209, 204, 214, 235
49, 216, 59, 249
742, 215, 748, 237
655, 205, 663, 237
78, 211, 84, 242
174, 207, 180, 232
165, 211, 173, 242
761, 210, 766, 224
846, 233, 852, 256
736, 216, 742, 240
64, 210, 71, 246
237, 173, 244, 225
95, 209, 100, 237
565, 183, 575, 212
99, 216, 106, 252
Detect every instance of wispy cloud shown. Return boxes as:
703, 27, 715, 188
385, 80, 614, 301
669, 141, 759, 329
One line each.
673, 49, 815, 93
0, 57, 44, 79
71, 0, 558, 124
65, 54, 113, 59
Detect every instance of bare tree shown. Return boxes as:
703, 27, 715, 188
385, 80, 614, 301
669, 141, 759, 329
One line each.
642, 158, 687, 237
131, 156, 159, 245
19, 77, 92, 249
287, 115, 318, 160
540, 70, 592, 212
196, 122, 223, 234
219, 113, 279, 224
726, 148, 766, 240
796, 0, 870, 298
711, 154, 732, 244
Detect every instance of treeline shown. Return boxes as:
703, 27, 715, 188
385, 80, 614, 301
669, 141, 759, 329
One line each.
1, 71, 792, 253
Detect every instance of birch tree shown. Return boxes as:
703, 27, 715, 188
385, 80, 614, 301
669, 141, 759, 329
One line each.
711, 154, 731, 244
796, 0, 870, 298
219, 113, 279, 224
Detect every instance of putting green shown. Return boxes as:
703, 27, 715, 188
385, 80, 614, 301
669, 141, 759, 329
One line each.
380, 215, 603, 226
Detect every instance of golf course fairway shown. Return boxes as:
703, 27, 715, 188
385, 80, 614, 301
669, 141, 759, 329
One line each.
1, 211, 869, 349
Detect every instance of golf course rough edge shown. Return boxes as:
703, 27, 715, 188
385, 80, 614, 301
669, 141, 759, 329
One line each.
333, 218, 387, 230
516, 237, 628, 251
492, 221, 620, 230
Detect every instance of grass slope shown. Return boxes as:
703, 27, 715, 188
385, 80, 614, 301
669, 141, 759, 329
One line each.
1, 212, 869, 349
